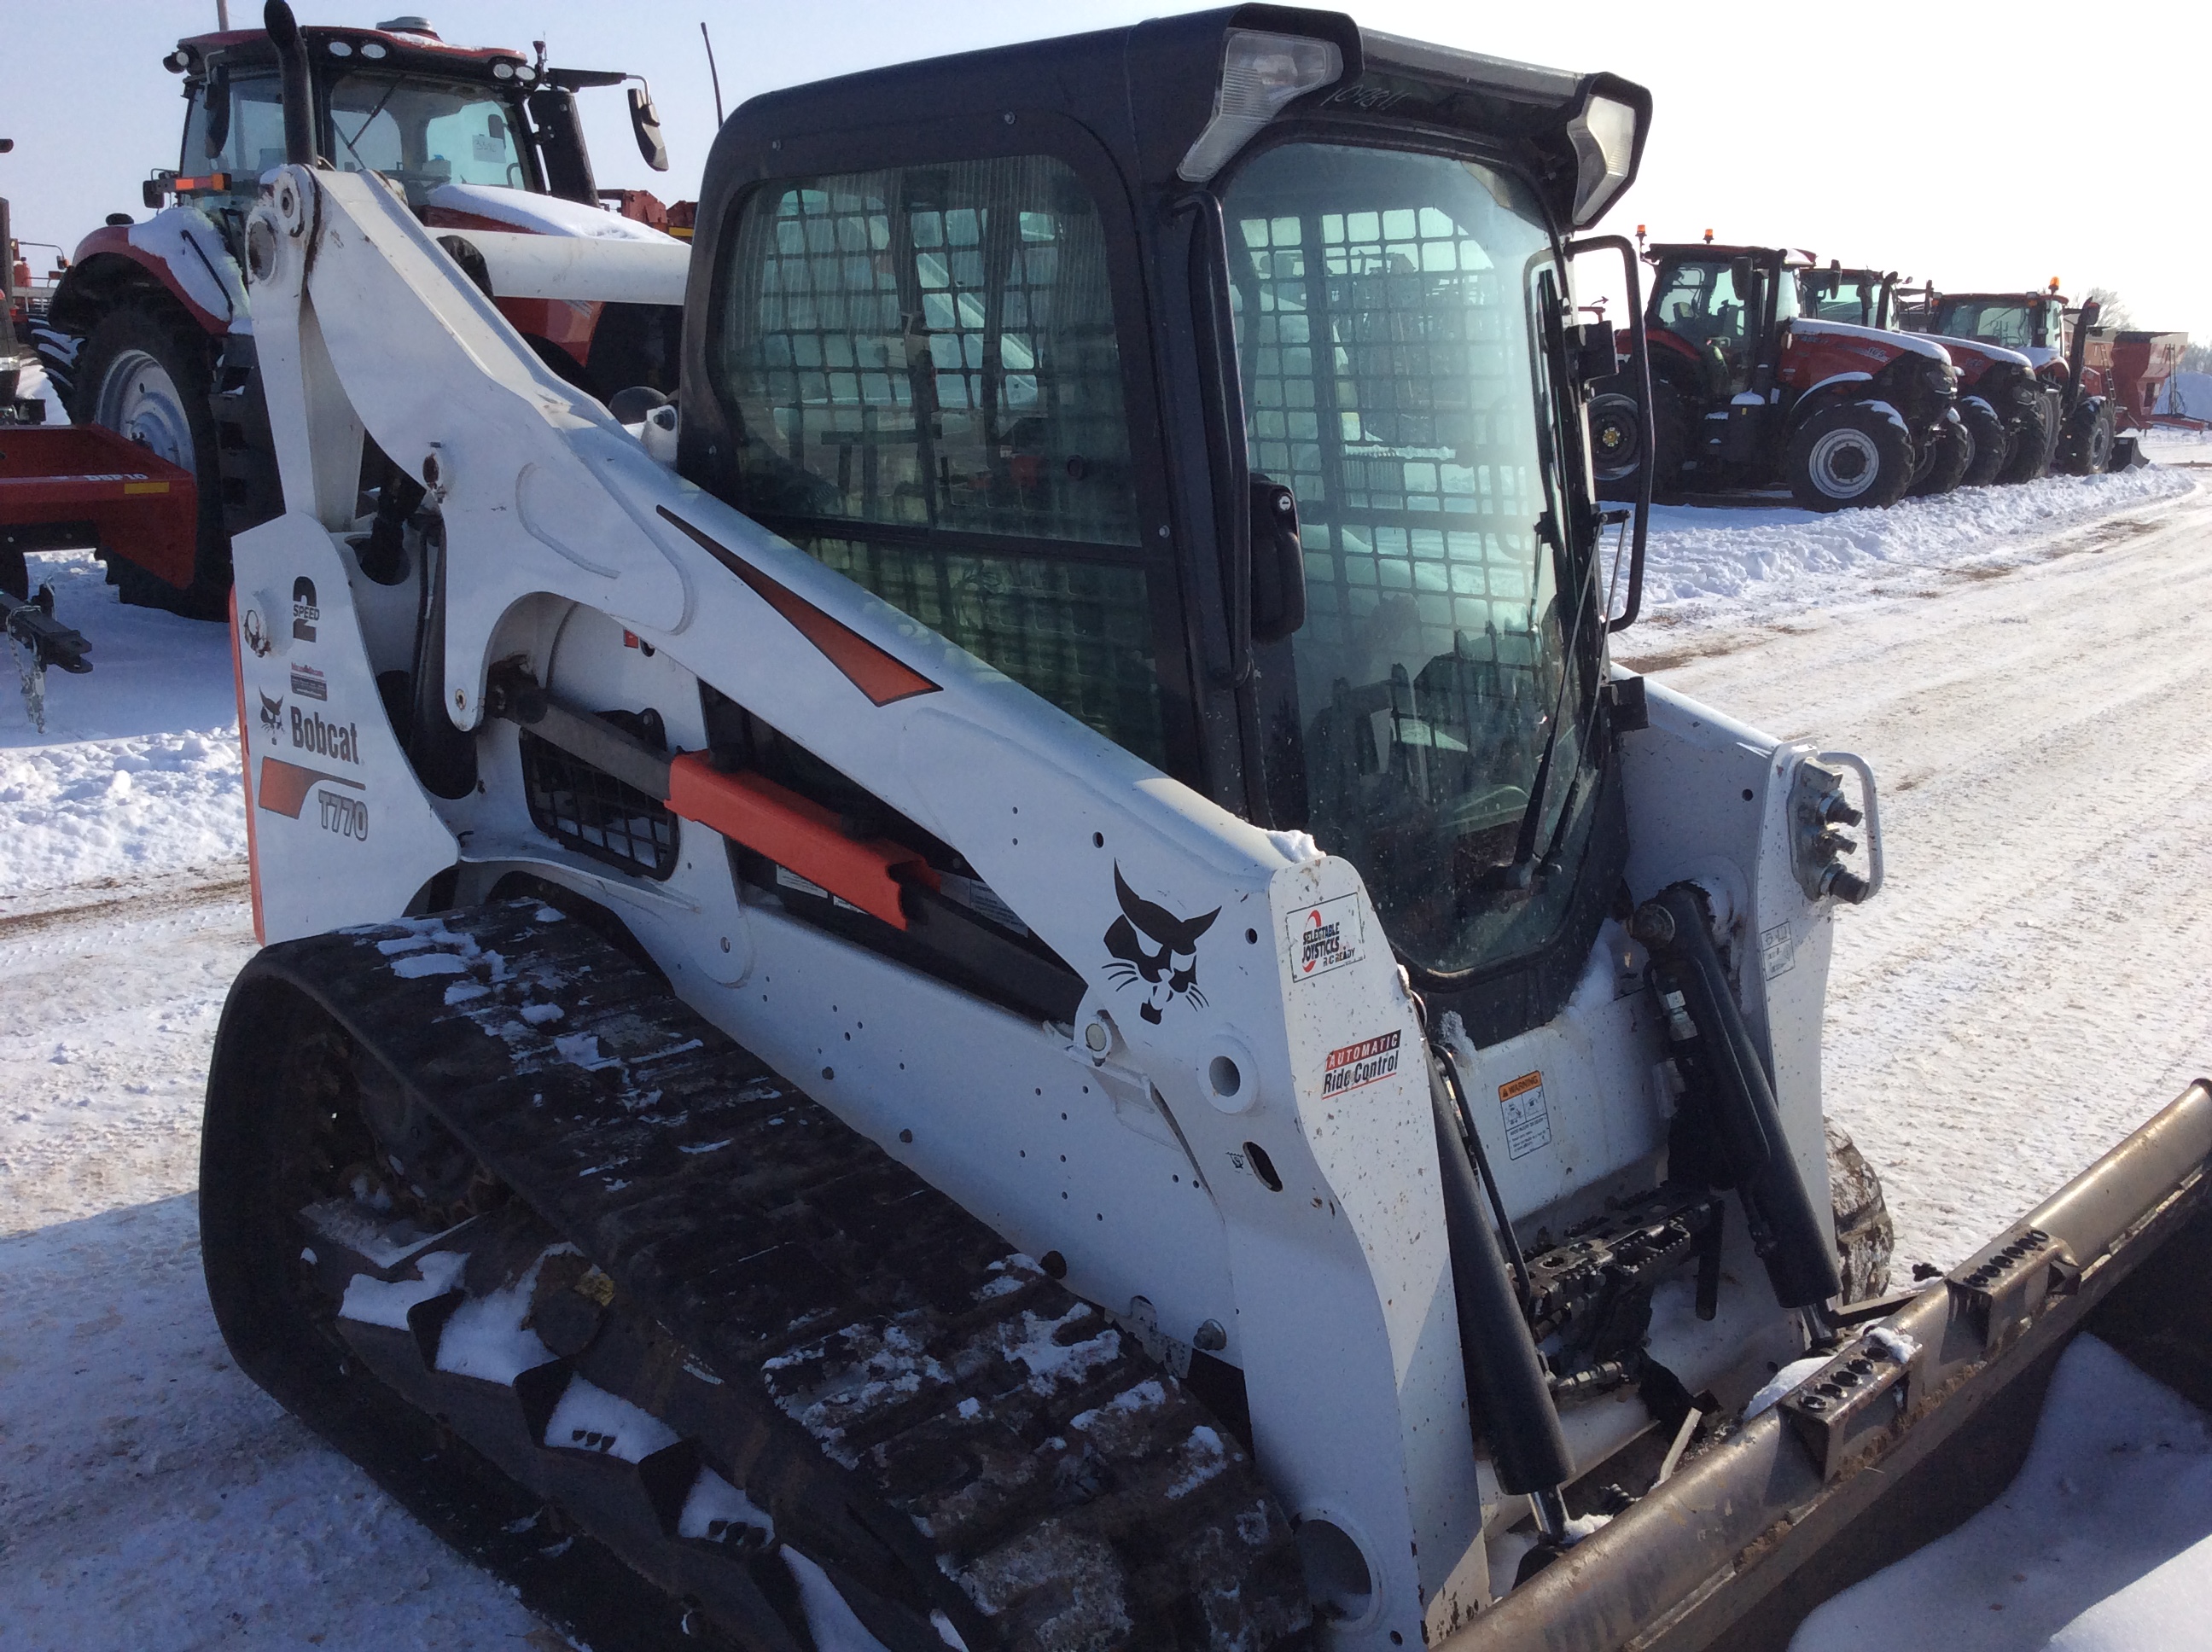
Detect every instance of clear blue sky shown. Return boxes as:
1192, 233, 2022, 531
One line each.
5, 1, 2207, 337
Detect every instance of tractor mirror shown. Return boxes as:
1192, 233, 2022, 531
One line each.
203, 65, 232, 159
143, 175, 171, 210
1249, 477, 1307, 644
1568, 321, 1618, 385
626, 84, 668, 172
0, 138, 14, 154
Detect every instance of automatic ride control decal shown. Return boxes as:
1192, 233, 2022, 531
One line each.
1102, 865, 1219, 1025
1320, 1030, 1401, 1098
1499, 1071, 1552, 1160
1289, 893, 1363, 983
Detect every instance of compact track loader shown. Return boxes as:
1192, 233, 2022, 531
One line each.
201, 6, 2212, 1649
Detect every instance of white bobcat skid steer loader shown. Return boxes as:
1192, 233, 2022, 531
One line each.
201, 5, 2212, 1649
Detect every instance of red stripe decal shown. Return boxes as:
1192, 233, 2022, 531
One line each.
257, 755, 363, 819
657, 507, 940, 707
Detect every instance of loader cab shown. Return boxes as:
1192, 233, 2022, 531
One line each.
684, 7, 1653, 1045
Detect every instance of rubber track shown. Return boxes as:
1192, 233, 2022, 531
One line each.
207, 899, 1310, 1651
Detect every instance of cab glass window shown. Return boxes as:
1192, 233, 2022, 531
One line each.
183, 72, 288, 197
326, 72, 533, 201
713, 154, 1167, 767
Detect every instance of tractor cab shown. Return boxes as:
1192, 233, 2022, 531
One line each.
1800, 263, 1899, 329
1926, 289, 2071, 369
1644, 241, 1809, 408
152, 19, 669, 251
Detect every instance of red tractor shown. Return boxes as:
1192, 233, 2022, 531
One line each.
32, 15, 685, 616
1918, 285, 2131, 475
1592, 241, 1961, 513
1806, 265, 2048, 486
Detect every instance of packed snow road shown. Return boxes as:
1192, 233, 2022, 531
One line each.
1, 457, 2209, 1648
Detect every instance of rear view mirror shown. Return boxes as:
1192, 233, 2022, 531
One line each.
203, 65, 232, 158
627, 85, 668, 172
143, 175, 171, 210
1568, 321, 1618, 385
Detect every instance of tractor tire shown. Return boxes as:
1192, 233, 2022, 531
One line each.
1906, 410, 1973, 497
1956, 397, 2009, 487
71, 300, 230, 620
1785, 400, 1914, 513
1998, 399, 2054, 484
1589, 391, 1644, 499
2058, 398, 2116, 476
1591, 382, 1688, 503
1826, 1121, 1894, 1305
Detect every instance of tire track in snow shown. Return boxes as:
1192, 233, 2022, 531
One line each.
1638, 480, 2212, 1269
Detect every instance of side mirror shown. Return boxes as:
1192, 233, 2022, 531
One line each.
1249, 476, 1306, 644
1567, 321, 1618, 385
203, 65, 231, 159
626, 85, 668, 172
0, 139, 15, 154
143, 175, 172, 210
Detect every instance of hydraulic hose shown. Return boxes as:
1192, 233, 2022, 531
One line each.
1426, 1052, 1575, 1498
1633, 883, 1841, 1311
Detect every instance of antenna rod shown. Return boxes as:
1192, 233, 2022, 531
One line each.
701, 20, 725, 125
217, 0, 231, 28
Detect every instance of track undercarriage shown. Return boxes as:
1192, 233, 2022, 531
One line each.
201, 899, 1311, 1652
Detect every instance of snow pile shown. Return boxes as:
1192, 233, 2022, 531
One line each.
1790, 1335, 2212, 1651
0, 548, 245, 896
1621, 464, 2192, 631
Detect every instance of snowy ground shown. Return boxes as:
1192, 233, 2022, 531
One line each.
3, 447, 2210, 1646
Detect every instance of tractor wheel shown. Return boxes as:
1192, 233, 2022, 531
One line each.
1785, 400, 1914, 513
1998, 400, 2054, 484
1589, 391, 1644, 500
1826, 1121, 1894, 1305
2058, 398, 2116, 475
71, 300, 230, 620
1906, 410, 1973, 497
1957, 397, 2009, 487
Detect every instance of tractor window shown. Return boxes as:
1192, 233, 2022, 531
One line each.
713, 155, 1167, 767
184, 72, 288, 197
1802, 274, 1877, 326
1934, 300, 2034, 350
1222, 141, 1604, 979
325, 72, 534, 202
1651, 259, 1754, 346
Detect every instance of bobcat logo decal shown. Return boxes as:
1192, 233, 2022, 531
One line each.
258, 690, 284, 736
1102, 864, 1219, 1024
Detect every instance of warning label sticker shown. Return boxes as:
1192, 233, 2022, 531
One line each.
1761, 921, 1796, 980
1321, 1030, 1401, 1098
1289, 893, 1364, 983
1499, 1071, 1552, 1160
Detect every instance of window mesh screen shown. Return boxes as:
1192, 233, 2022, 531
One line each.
800, 536, 1165, 770
721, 154, 1138, 545
519, 728, 678, 881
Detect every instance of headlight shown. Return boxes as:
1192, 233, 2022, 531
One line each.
1567, 94, 1639, 226
1177, 30, 1344, 183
